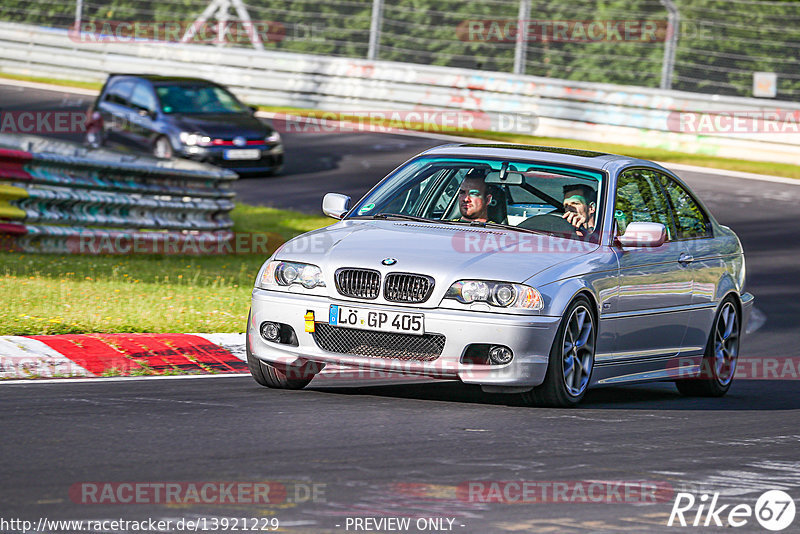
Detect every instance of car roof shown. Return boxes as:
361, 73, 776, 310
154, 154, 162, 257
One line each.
107, 74, 219, 86
420, 143, 666, 175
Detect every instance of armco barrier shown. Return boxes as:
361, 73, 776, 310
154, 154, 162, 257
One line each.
1, 21, 799, 165
0, 133, 237, 254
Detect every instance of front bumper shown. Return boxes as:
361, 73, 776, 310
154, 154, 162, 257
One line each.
249, 288, 562, 388
180, 144, 284, 175
741, 291, 755, 333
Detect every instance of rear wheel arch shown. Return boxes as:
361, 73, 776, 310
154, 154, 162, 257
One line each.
676, 293, 741, 397
717, 289, 742, 320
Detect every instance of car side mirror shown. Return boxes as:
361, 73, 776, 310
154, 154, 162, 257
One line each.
322, 193, 351, 219
616, 222, 666, 248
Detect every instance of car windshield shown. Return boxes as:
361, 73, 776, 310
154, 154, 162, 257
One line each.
348, 156, 604, 241
155, 84, 248, 114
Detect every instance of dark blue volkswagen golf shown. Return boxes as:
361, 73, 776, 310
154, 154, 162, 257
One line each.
86, 74, 284, 177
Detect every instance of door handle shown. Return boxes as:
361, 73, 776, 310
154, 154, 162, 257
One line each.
678, 253, 694, 265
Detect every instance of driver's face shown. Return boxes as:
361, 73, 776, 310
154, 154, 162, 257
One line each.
458, 179, 491, 221
563, 196, 590, 219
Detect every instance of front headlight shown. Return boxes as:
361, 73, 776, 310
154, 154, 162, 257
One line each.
266, 131, 281, 143
260, 261, 325, 289
445, 280, 543, 310
179, 131, 212, 147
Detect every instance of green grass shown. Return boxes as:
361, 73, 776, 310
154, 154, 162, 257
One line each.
0, 204, 331, 335
0, 71, 103, 91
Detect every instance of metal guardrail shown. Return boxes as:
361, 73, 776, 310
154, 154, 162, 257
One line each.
0, 21, 799, 165
0, 133, 237, 254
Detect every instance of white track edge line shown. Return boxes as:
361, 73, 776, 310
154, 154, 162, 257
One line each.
1, 373, 252, 385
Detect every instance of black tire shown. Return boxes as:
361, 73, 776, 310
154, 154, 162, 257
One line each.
265, 164, 284, 177
521, 296, 596, 407
153, 136, 174, 159
675, 296, 740, 397
245, 315, 315, 390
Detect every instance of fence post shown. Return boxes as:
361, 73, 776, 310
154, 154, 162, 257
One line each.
74, 0, 83, 29
660, 0, 679, 90
513, 0, 531, 75
367, 0, 384, 60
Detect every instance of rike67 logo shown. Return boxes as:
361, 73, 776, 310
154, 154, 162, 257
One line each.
668, 490, 796, 531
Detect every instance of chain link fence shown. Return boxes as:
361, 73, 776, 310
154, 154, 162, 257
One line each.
1, 0, 798, 100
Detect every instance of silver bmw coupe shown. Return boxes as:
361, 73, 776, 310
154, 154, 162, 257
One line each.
247, 144, 753, 406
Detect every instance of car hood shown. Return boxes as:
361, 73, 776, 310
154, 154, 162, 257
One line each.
170, 113, 270, 138
275, 220, 598, 298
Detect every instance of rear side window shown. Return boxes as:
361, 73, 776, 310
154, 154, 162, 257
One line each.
615, 169, 674, 239
104, 79, 134, 107
658, 175, 712, 239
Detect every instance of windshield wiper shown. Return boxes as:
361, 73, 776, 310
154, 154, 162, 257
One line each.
369, 213, 438, 223
450, 219, 549, 236
361, 213, 547, 235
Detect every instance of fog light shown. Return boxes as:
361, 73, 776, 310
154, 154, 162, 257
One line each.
260, 321, 281, 342
488, 345, 513, 365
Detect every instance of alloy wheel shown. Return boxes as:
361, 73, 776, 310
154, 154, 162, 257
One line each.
562, 305, 595, 397
714, 301, 739, 386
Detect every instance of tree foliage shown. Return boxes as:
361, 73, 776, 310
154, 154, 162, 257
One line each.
1, 0, 797, 100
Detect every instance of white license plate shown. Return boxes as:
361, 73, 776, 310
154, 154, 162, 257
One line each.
224, 148, 260, 160
329, 305, 424, 335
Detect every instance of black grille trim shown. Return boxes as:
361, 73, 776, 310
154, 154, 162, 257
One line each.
384, 272, 435, 303
334, 268, 381, 300
313, 323, 445, 362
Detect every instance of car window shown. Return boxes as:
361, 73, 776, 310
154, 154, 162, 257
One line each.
104, 79, 134, 107
129, 82, 156, 113
348, 156, 604, 241
155, 84, 248, 114
658, 175, 712, 239
615, 169, 674, 239
429, 171, 461, 217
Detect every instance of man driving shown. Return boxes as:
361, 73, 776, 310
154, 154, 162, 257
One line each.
562, 184, 596, 236
457, 170, 493, 223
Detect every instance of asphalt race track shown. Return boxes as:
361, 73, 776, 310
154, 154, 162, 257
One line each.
2, 82, 799, 533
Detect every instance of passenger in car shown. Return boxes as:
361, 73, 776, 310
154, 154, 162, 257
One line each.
562, 184, 597, 237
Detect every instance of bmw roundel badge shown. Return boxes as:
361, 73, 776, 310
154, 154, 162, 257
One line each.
382, 258, 397, 266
